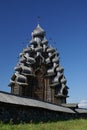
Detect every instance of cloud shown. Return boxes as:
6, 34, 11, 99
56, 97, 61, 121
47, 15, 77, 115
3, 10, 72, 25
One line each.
78, 100, 87, 108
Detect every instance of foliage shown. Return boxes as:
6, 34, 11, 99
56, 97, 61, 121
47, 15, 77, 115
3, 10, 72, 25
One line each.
0, 119, 87, 130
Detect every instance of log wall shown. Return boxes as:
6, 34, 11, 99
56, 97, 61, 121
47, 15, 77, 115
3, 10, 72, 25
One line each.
0, 102, 87, 124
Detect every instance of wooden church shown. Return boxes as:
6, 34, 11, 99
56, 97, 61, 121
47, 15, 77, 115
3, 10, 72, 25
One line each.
9, 24, 68, 105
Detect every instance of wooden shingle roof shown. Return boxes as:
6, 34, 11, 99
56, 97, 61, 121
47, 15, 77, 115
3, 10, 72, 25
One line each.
0, 91, 75, 113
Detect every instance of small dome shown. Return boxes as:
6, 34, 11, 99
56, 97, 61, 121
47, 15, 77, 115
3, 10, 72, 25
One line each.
52, 75, 59, 83
61, 77, 67, 84
41, 39, 48, 45
35, 46, 43, 52
47, 46, 55, 53
45, 57, 51, 64
47, 67, 54, 74
32, 24, 45, 37
56, 66, 64, 72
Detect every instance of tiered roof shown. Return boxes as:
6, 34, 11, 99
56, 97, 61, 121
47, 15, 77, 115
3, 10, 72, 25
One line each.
9, 24, 68, 98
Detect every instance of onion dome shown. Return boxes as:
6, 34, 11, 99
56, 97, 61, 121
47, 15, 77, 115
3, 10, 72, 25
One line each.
48, 52, 53, 58
27, 56, 36, 64
30, 39, 37, 45
60, 84, 66, 94
19, 52, 24, 57
52, 75, 59, 83
32, 24, 45, 37
47, 46, 55, 53
23, 47, 31, 53
52, 71, 63, 84
47, 67, 55, 75
61, 77, 67, 84
52, 56, 59, 63
41, 38, 48, 45
56, 66, 64, 72
56, 71, 63, 78
30, 44, 35, 50
51, 51, 59, 59
45, 57, 51, 64
19, 57, 26, 63
35, 46, 43, 52
53, 63, 58, 68
10, 72, 28, 86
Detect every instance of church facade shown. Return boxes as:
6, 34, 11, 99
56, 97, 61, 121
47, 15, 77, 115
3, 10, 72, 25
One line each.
9, 24, 68, 105
1, 23, 87, 123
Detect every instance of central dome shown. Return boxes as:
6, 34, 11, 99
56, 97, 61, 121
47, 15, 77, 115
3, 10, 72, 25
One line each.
32, 24, 45, 37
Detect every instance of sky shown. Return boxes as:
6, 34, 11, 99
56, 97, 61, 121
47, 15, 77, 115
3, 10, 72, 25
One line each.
0, 0, 87, 107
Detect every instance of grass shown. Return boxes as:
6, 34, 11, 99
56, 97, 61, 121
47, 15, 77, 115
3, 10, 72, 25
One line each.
0, 119, 87, 130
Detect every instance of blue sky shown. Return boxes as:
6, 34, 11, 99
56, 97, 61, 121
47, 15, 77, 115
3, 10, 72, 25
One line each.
0, 0, 87, 104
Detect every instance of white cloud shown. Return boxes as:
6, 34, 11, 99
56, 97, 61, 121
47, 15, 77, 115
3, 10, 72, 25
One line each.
78, 100, 87, 108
